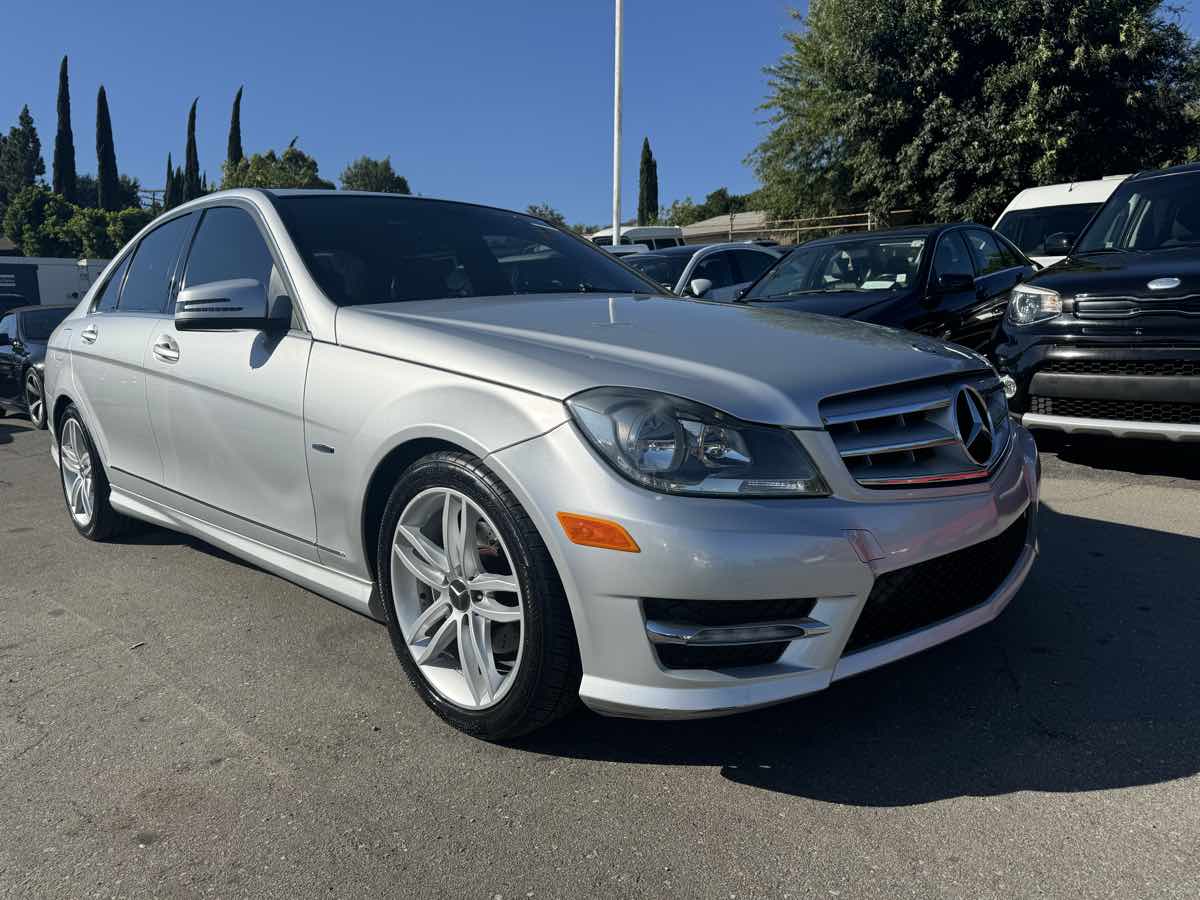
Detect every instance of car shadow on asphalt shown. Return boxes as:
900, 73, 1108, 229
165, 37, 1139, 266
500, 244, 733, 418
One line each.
0, 419, 33, 445
1035, 431, 1200, 480
512, 505, 1200, 805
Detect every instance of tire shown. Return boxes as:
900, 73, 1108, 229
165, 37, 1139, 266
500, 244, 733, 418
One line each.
376, 451, 580, 740
24, 368, 47, 429
58, 404, 131, 541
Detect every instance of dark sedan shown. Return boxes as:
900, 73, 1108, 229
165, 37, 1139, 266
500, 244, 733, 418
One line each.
734, 224, 1036, 351
0, 304, 73, 429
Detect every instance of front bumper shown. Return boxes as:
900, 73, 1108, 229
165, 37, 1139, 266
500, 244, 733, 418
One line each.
487, 421, 1040, 720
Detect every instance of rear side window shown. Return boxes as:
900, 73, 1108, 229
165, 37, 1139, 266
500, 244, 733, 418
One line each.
183, 207, 276, 290
932, 232, 974, 280
964, 229, 1014, 275
733, 250, 775, 282
118, 213, 195, 313
692, 251, 736, 289
91, 255, 132, 313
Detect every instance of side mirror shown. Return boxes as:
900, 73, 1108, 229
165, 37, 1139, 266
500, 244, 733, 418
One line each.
175, 278, 279, 331
687, 277, 713, 298
1044, 232, 1075, 254
936, 272, 974, 293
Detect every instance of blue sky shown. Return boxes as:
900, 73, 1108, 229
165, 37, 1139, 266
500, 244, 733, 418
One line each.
1, 1, 1196, 225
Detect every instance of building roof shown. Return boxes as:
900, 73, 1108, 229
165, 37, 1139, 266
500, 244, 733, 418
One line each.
681, 211, 769, 239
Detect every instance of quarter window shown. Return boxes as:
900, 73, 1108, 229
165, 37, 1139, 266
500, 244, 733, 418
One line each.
964, 229, 1012, 275
183, 207, 277, 290
118, 214, 195, 313
932, 233, 974, 280
732, 250, 774, 283
692, 252, 736, 290
92, 255, 131, 313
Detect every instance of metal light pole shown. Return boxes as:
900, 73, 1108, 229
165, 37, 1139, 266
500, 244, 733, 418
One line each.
611, 0, 623, 246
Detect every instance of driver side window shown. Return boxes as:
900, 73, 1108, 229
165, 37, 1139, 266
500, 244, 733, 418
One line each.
933, 232, 974, 280
692, 252, 736, 290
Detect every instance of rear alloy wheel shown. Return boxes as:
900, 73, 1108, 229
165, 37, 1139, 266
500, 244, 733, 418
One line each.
377, 451, 580, 740
58, 404, 129, 541
24, 369, 47, 429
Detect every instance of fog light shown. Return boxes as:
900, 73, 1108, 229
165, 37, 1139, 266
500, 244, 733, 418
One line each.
1000, 375, 1018, 399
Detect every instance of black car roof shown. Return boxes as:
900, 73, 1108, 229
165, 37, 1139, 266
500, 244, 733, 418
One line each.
1129, 161, 1200, 181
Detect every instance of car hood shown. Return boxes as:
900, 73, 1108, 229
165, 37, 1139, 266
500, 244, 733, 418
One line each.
335, 294, 989, 427
1030, 249, 1200, 298
747, 289, 911, 320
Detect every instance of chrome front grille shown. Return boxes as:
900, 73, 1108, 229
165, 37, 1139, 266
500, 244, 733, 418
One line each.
821, 373, 1012, 488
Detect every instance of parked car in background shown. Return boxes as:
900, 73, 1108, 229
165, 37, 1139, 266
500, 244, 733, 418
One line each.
0, 304, 73, 428
736, 225, 1036, 351
993, 176, 1127, 268
995, 163, 1200, 442
622, 242, 781, 300
588, 224, 684, 249
603, 244, 651, 258
43, 189, 1038, 740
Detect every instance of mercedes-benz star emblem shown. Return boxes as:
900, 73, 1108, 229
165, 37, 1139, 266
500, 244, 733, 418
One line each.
954, 387, 994, 466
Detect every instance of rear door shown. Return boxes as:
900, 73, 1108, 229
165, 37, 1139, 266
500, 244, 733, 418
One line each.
957, 228, 1030, 348
71, 213, 195, 480
916, 230, 976, 340
144, 204, 316, 547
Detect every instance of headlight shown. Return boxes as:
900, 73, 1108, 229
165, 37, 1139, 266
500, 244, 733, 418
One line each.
1006, 284, 1062, 325
567, 387, 829, 497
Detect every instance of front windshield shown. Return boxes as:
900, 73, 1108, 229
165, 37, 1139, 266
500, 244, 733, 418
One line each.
624, 254, 690, 288
746, 235, 926, 300
1076, 173, 1200, 253
274, 196, 657, 305
995, 203, 1102, 256
21, 306, 71, 340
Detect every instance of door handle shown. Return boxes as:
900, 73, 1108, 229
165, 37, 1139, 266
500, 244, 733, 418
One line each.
80, 324, 98, 344
152, 335, 180, 363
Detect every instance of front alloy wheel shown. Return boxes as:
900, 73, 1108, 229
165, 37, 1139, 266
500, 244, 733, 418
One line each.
60, 416, 96, 528
25, 369, 47, 429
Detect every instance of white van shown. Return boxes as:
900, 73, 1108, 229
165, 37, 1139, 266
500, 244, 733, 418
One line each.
588, 225, 685, 250
993, 176, 1128, 267
0, 257, 110, 316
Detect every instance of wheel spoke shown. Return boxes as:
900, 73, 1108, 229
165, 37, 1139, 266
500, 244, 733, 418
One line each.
468, 573, 518, 594
396, 523, 449, 572
411, 614, 457, 666
393, 535, 447, 589
409, 597, 452, 639
443, 493, 465, 576
80, 478, 93, 517
60, 443, 79, 473
457, 614, 490, 705
68, 476, 84, 514
472, 596, 522, 623
471, 613, 503, 696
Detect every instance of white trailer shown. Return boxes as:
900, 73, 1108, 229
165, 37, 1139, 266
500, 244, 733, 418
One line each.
0, 257, 110, 315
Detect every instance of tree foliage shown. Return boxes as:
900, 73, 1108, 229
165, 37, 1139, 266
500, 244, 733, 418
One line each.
752, 1, 1200, 223
0, 105, 46, 216
526, 202, 567, 228
220, 146, 335, 190
53, 56, 77, 202
662, 187, 756, 226
227, 86, 244, 167
637, 137, 659, 225
75, 172, 141, 210
339, 155, 411, 193
183, 99, 202, 201
2, 183, 154, 258
95, 87, 120, 211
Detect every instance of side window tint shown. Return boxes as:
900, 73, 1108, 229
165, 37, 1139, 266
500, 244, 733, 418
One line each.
965, 229, 1007, 275
118, 213, 195, 313
92, 254, 132, 312
183, 207, 277, 291
733, 250, 774, 283
933, 233, 974, 280
693, 252, 736, 289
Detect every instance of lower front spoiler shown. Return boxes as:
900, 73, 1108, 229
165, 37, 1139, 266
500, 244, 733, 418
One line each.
581, 534, 1039, 721
1023, 412, 1200, 442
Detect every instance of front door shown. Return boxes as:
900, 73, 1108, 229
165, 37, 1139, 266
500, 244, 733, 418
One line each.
144, 205, 316, 545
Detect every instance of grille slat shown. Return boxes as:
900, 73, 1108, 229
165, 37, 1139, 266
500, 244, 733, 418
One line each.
843, 510, 1029, 654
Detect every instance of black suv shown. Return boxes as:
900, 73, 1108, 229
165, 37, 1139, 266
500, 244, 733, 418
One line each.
994, 163, 1200, 440
739, 224, 1035, 351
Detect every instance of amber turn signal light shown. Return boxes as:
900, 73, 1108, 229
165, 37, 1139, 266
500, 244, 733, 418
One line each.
556, 512, 640, 553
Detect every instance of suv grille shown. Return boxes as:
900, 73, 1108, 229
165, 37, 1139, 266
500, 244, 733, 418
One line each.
1042, 358, 1200, 378
821, 373, 1012, 488
843, 510, 1029, 654
1029, 395, 1200, 424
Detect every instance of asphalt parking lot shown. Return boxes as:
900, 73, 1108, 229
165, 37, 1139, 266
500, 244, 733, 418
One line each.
2, 419, 1198, 899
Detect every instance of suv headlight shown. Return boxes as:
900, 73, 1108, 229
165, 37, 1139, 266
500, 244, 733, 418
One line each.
567, 387, 829, 497
1007, 284, 1062, 325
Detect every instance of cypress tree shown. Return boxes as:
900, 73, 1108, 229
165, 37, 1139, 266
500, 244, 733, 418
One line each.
227, 86, 243, 167
173, 165, 185, 205
163, 152, 175, 209
183, 99, 201, 201
637, 137, 659, 226
95, 86, 120, 211
52, 55, 77, 201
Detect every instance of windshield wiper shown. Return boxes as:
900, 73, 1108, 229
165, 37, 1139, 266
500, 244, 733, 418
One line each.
575, 283, 652, 294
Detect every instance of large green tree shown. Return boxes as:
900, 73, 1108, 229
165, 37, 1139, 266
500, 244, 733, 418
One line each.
752, 0, 1200, 223
339, 155, 411, 193
75, 172, 141, 210
95, 87, 120, 211
227, 86, 244, 167
184, 99, 201, 201
53, 56, 77, 202
0, 105, 46, 213
637, 137, 659, 225
221, 145, 335, 189
2, 185, 74, 256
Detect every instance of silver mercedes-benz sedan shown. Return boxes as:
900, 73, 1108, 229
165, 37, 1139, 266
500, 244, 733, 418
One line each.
43, 189, 1039, 739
